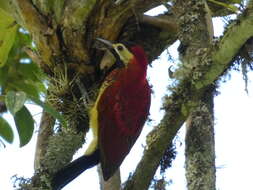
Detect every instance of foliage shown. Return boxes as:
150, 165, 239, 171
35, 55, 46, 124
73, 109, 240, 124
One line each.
13, 105, 34, 147
0, 8, 65, 147
0, 116, 13, 143
0, 8, 17, 68
0, 0, 251, 189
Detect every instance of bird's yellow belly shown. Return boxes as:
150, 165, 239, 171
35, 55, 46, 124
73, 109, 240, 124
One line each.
85, 83, 109, 155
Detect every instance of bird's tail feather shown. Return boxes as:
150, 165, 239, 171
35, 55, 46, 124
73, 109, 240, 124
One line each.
51, 149, 100, 190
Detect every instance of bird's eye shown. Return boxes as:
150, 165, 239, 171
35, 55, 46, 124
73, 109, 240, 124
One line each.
117, 45, 124, 51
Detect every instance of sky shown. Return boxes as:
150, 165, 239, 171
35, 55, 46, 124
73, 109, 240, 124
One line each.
1, 6, 253, 190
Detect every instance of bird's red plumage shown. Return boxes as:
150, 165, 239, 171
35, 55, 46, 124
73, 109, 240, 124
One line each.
97, 45, 151, 180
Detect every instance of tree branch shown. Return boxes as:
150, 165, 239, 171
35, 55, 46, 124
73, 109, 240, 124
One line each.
31, 0, 52, 16
34, 110, 55, 170
11, 1, 253, 189
207, 0, 242, 17
12, 0, 61, 65
118, 13, 178, 62
140, 15, 178, 33
62, 0, 98, 28
13, 0, 49, 36
123, 1, 253, 189
114, 0, 171, 14
29, 0, 65, 22
198, 2, 253, 88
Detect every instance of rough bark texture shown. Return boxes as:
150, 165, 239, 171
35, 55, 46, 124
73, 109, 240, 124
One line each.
176, 1, 216, 189
34, 110, 55, 170
185, 87, 216, 190
1, 0, 253, 189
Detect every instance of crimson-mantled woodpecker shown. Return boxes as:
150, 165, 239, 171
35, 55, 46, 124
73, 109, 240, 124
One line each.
52, 38, 151, 190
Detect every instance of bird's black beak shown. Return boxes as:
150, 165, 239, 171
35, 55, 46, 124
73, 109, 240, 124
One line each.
96, 38, 125, 68
96, 38, 114, 49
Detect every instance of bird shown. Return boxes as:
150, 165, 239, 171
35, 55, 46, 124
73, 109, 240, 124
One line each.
52, 38, 151, 190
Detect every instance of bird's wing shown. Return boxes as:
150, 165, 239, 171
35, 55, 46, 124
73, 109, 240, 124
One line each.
97, 79, 151, 180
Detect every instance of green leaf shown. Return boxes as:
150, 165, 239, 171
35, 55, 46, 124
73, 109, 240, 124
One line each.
208, 0, 239, 12
5, 91, 27, 115
11, 80, 41, 99
16, 63, 47, 94
0, 117, 14, 143
0, 1, 12, 12
30, 96, 67, 128
0, 8, 18, 67
14, 106, 34, 147
18, 62, 45, 82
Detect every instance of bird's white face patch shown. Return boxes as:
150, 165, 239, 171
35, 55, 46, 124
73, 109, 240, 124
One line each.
112, 43, 134, 65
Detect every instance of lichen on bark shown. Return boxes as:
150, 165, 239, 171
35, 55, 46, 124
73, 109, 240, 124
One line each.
2, 0, 253, 190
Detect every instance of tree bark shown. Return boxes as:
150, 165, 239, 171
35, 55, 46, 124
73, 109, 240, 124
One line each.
176, 1, 216, 189
3, 0, 253, 190
122, 1, 253, 189
185, 87, 216, 190
34, 110, 55, 170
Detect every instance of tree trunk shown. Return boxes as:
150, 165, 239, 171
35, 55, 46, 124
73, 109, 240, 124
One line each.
34, 110, 55, 170
2, 0, 253, 190
185, 86, 216, 190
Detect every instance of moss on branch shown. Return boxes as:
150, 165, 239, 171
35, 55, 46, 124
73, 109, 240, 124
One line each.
123, 1, 253, 189
62, 0, 97, 28
198, 4, 253, 88
7, 1, 253, 190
